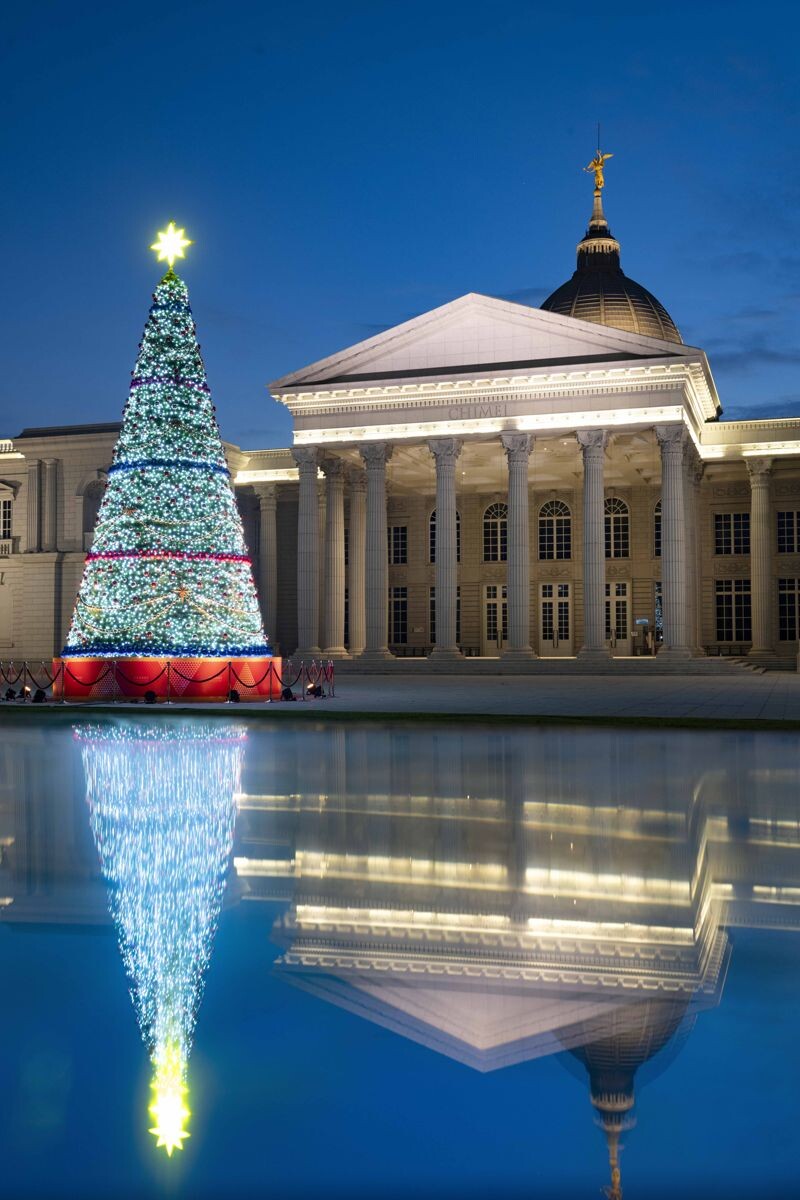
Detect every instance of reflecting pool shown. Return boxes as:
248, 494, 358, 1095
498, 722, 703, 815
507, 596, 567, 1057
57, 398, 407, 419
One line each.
1, 715, 799, 1198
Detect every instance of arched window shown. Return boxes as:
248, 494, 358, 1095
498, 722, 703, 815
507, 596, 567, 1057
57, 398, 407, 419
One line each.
483, 502, 508, 562
604, 497, 630, 559
429, 509, 461, 564
539, 500, 571, 560
654, 500, 662, 558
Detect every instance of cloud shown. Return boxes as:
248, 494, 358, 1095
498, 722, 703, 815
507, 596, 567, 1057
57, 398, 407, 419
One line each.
708, 343, 800, 372
498, 285, 555, 305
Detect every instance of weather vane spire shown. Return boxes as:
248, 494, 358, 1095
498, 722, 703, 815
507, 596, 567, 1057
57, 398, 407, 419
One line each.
150, 221, 192, 269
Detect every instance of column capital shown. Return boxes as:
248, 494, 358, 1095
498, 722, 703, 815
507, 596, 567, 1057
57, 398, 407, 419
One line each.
347, 466, 367, 493
576, 429, 608, 459
254, 482, 277, 509
292, 446, 320, 470
321, 456, 346, 480
654, 424, 686, 455
428, 437, 463, 464
500, 432, 533, 462
360, 442, 393, 469
746, 456, 773, 483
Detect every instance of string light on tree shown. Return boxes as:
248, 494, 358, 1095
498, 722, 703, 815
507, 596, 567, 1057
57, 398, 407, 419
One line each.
62, 225, 271, 659
77, 720, 247, 1155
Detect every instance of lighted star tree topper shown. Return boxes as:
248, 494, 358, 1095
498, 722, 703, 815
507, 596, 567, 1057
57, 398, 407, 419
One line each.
62, 224, 270, 658
77, 720, 247, 1155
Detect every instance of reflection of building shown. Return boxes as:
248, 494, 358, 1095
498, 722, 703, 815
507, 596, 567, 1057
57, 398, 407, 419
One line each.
4, 170, 800, 663
232, 725, 800, 1195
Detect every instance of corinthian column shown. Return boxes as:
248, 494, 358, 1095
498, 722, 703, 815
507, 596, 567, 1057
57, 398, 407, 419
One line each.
501, 433, 534, 656
292, 447, 321, 657
577, 430, 609, 657
256, 484, 278, 647
428, 438, 462, 660
747, 457, 774, 656
347, 468, 367, 655
656, 425, 691, 658
360, 442, 393, 659
321, 457, 348, 656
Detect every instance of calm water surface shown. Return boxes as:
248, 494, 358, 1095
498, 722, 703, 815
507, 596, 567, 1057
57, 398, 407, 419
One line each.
1, 715, 798, 1199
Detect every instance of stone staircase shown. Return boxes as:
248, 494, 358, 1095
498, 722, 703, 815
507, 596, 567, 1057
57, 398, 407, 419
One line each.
333, 654, 771, 677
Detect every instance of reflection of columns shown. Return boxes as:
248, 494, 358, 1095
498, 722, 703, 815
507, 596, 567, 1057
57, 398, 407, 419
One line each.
428, 438, 462, 659
322, 458, 347, 656
360, 442, 393, 658
292, 447, 321, 656
747, 457, 774, 655
347, 469, 367, 655
656, 425, 691, 657
26, 459, 41, 553
685, 453, 705, 653
576, 430, 609, 657
42, 459, 58, 552
501, 433, 534, 656
256, 484, 278, 644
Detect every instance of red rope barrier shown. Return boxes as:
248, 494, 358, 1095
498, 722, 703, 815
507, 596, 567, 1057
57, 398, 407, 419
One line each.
169, 663, 230, 684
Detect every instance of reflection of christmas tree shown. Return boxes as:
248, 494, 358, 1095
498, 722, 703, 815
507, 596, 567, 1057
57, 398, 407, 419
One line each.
77, 719, 246, 1154
63, 247, 269, 657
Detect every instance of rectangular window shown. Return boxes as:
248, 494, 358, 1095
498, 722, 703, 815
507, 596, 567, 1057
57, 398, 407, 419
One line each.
429, 586, 460, 644
714, 512, 750, 555
344, 587, 349, 647
778, 578, 800, 641
388, 525, 408, 565
715, 579, 751, 641
654, 581, 663, 639
344, 526, 349, 568
388, 586, 408, 644
0, 498, 11, 540
654, 509, 661, 558
777, 512, 799, 554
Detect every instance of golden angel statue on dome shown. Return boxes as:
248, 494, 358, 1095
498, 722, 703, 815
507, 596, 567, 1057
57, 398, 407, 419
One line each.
584, 150, 613, 190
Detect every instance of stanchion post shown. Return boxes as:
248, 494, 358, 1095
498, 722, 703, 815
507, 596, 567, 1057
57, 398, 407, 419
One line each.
167, 660, 171, 705
227, 661, 232, 702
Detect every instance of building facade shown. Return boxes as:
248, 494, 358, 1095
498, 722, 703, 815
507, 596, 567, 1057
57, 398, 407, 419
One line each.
3, 184, 800, 667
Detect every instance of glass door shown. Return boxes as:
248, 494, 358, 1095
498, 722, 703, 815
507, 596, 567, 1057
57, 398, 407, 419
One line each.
605, 581, 632, 655
482, 584, 508, 656
539, 582, 572, 656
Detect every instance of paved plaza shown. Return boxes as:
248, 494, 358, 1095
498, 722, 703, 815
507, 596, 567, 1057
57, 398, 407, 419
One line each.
308, 671, 800, 721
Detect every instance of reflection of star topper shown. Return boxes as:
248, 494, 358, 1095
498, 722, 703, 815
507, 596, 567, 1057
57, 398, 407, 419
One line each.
150, 222, 192, 268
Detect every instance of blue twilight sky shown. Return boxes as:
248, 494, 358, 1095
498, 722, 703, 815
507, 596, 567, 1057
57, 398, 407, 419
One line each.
0, 0, 798, 450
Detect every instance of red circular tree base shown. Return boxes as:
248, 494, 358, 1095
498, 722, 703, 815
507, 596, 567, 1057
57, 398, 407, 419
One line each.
54, 657, 282, 702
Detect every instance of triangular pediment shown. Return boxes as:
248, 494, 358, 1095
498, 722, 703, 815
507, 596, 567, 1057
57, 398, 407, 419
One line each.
271, 293, 690, 391
276, 966, 658, 1072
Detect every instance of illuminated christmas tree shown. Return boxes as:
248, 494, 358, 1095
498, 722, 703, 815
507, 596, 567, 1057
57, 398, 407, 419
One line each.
77, 719, 246, 1154
63, 224, 269, 658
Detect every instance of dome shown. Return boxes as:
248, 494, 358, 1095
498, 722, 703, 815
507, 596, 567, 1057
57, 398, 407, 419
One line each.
541, 182, 682, 344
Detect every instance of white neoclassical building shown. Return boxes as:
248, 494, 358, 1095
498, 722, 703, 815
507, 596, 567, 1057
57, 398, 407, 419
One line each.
3, 178, 800, 669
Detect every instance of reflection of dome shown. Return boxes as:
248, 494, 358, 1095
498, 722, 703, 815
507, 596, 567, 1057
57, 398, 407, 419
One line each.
569, 998, 691, 1200
541, 186, 682, 344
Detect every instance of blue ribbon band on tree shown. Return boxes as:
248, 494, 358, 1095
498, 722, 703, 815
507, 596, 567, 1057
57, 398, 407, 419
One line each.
108, 459, 230, 476
130, 376, 210, 392
61, 642, 273, 656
